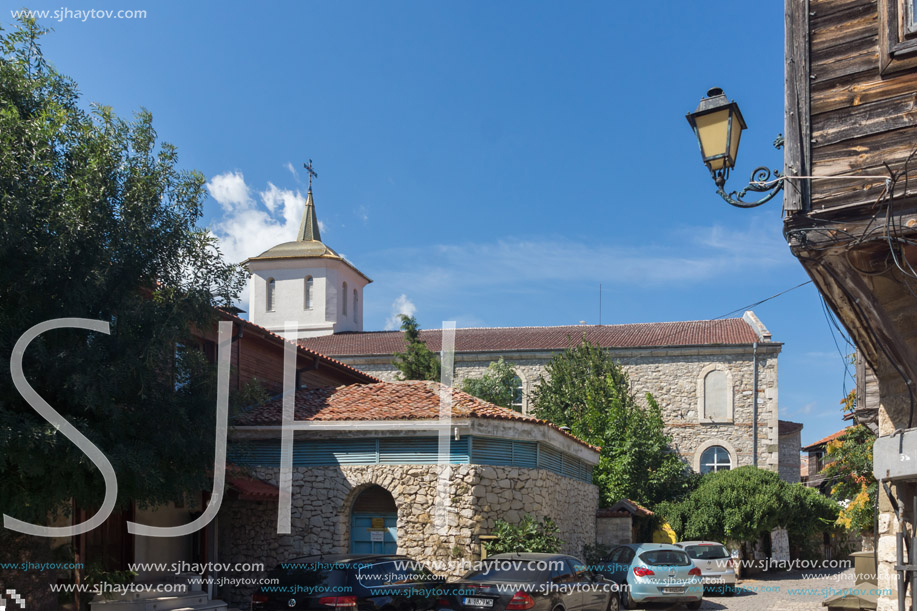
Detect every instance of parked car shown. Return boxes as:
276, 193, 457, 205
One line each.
595, 544, 702, 610
675, 541, 736, 595
442, 553, 616, 611
252, 553, 445, 611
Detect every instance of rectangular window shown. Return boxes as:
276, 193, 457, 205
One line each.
880, 0, 917, 73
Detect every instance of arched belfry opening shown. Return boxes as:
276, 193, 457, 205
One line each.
349, 485, 397, 553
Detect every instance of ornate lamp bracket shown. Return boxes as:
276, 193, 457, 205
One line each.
713, 134, 785, 209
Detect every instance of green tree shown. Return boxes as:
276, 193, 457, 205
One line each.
659, 466, 840, 544
0, 17, 246, 523
392, 314, 441, 381
483, 515, 563, 555
530, 339, 694, 507
461, 358, 518, 409
821, 424, 877, 533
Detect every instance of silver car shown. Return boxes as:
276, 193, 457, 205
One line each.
675, 541, 736, 595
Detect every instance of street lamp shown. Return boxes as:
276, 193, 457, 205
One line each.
686, 87, 784, 208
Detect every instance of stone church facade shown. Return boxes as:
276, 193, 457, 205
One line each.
246, 186, 800, 479
300, 315, 787, 474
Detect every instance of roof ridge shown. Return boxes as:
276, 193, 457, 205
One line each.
303, 318, 750, 336
233, 379, 601, 452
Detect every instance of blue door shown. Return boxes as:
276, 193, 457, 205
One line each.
350, 513, 397, 553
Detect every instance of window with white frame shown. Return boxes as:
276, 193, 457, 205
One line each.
511, 375, 524, 412
342, 281, 348, 316
353, 289, 358, 322
700, 445, 731, 474
266, 278, 276, 312
304, 276, 313, 309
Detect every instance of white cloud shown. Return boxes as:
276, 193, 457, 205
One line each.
371, 227, 794, 299
207, 171, 252, 211
207, 173, 309, 266
385, 294, 417, 330
285, 162, 299, 181
319, 220, 328, 235
357, 205, 369, 224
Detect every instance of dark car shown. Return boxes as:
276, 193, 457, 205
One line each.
442, 553, 615, 611
252, 554, 445, 611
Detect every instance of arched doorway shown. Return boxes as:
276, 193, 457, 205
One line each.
350, 485, 397, 554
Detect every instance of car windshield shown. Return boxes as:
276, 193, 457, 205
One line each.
639, 550, 691, 567
463, 562, 545, 583
683, 544, 730, 560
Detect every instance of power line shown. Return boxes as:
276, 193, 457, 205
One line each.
713, 280, 813, 320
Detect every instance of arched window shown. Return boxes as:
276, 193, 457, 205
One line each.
342, 282, 348, 316
698, 365, 733, 423
703, 370, 728, 420
353, 289, 358, 322
304, 276, 313, 309
266, 278, 276, 312
700, 445, 731, 474
510, 375, 524, 412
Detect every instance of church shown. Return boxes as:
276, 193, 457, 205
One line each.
244, 180, 803, 484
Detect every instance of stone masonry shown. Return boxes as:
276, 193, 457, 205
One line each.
219, 463, 598, 608
342, 345, 782, 474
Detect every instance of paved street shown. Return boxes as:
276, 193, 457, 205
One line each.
630, 568, 862, 610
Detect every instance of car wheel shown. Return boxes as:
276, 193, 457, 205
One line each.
607, 592, 620, 611
621, 590, 636, 610
685, 600, 702, 610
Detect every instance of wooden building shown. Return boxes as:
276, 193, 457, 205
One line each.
70, 311, 378, 611
784, 0, 917, 607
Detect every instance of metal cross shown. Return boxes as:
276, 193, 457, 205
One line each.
303, 159, 318, 189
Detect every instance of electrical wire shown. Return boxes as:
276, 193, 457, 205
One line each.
712, 281, 813, 320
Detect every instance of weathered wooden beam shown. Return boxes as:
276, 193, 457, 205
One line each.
811, 70, 917, 115
785, 0, 812, 213
811, 2, 877, 53
812, 93, 917, 147
810, 35, 878, 85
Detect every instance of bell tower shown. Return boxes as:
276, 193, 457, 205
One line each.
244, 162, 371, 339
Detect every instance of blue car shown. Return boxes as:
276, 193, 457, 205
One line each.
595, 544, 703, 610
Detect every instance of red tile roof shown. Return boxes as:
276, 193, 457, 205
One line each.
227, 475, 279, 501
802, 426, 854, 452
215, 310, 381, 383
298, 319, 763, 356
608, 499, 654, 517
233, 380, 600, 452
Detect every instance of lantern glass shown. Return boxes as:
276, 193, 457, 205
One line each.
695, 108, 741, 170
686, 89, 747, 174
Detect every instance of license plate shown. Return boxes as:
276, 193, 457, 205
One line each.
662, 587, 684, 594
463, 598, 494, 607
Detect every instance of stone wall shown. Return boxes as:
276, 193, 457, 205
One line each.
595, 515, 632, 547
779, 430, 801, 483
219, 463, 598, 608
341, 345, 781, 475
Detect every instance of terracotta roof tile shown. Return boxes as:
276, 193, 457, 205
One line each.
608, 499, 654, 517
227, 475, 279, 501
802, 426, 854, 452
216, 311, 380, 383
298, 319, 763, 356
233, 380, 599, 452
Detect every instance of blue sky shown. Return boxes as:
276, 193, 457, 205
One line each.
16, 0, 856, 446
